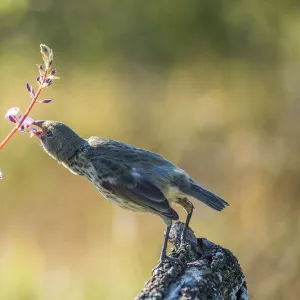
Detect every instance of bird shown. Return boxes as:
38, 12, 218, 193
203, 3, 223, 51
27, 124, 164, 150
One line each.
34, 120, 229, 264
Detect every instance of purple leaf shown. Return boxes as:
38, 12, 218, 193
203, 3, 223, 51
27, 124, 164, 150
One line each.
50, 69, 56, 75
36, 77, 41, 83
42, 99, 52, 103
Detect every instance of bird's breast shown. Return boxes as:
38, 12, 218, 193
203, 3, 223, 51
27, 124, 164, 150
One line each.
95, 183, 149, 212
63, 153, 97, 180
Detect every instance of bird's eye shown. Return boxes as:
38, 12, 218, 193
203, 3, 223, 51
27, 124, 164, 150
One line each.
46, 130, 53, 138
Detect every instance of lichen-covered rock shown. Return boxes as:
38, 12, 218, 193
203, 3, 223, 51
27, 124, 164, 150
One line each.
136, 222, 248, 300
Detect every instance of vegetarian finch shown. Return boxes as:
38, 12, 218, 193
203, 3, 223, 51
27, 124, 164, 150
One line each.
34, 120, 229, 263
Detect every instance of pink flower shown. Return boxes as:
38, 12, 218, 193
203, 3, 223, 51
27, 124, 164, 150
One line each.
23, 116, 35, 127
4, 108, 36, 133
5, 107, 20, 123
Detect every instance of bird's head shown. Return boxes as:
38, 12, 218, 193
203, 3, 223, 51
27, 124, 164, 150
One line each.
34, 120, 86, 162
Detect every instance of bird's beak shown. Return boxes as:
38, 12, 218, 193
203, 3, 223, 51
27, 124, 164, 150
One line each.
33, 120, 46, 138
34, 120, 45, 129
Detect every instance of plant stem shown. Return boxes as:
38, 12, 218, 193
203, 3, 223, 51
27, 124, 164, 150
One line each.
0, 69, 48, 150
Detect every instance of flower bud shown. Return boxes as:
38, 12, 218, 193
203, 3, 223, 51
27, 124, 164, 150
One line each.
40, 44, 50, 55
42, 99, 52, 103
5, 107, 19, 121
26, 82, 31, 92
37, 64, 43, 71
8, 115, 16, 123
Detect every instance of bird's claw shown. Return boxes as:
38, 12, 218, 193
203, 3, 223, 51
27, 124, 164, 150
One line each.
152, 255, 181, 274
179, 237, 188, 250
179, 237, 185, 248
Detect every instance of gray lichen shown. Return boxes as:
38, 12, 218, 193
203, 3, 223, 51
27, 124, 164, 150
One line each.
136, 222, 248, 300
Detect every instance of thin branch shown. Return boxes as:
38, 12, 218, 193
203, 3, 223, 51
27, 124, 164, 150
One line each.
0, 44, 57, 151
0, 70, 48, 150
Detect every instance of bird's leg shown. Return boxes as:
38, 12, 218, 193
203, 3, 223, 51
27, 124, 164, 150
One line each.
179, 198, 194, 246
152, 218, 180, 273
159, 219, 172, 262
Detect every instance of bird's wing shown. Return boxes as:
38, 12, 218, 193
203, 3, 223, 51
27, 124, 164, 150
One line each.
103, 174, 178, 220
90, 154, 178, 220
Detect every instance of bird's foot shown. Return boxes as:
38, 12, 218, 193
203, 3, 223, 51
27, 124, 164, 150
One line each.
152, 255, 181, 274
179, 234, 187, 249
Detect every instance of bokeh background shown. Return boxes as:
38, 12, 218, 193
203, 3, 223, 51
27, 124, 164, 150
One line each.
0, 0, 300, 299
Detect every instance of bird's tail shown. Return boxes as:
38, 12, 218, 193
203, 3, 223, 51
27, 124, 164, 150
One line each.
182, 181, 229, 211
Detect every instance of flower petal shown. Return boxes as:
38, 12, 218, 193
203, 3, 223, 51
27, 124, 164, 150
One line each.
29, 128, 39, 137
0, 169, 3, 180
30, 87, 35, 97
23, 116, 35, 126
47, 75, 60, 80
8, 115, 17, 123
5, 107, 20, 119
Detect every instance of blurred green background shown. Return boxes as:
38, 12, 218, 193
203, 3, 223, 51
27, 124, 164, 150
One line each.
0, 0, 300, 299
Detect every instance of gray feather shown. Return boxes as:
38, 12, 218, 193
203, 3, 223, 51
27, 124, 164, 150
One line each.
100, 175, 179, 220
182, 180, 229, 211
